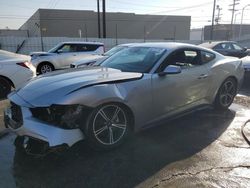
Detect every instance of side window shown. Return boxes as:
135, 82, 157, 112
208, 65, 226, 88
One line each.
201, 51, 215, 64
172, 50, 200, 67
213, 44, 223, 50
58, 44, 71, 53
221, 43, 233, 50
58, 44, 77, 53
76, 44, 88, 52
76, 44, 102, 52
162, 49, 201, 70
232, 44, 243, 50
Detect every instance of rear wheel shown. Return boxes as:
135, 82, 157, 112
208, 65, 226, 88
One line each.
0, 77, 11, 99
84, 103, 131, 150
214, 78, 237, 110
38, 63, 54, 74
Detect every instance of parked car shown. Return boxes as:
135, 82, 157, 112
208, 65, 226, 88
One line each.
4, 43, 244, 153
199, 41, 249, 58
0, 50, 36, 99
70, 43, 136, 68
241, 56, 250, 72
31, 41, 104, 74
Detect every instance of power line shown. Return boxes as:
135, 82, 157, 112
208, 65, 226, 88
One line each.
109, 0, 181, 9
151, 1, 213, 14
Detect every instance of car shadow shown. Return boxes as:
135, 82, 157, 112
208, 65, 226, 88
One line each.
12, 108, 235, 188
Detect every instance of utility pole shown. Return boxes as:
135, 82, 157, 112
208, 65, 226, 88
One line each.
210, 0, 216, 40
229, 0, 240, 39
102, 0, 106, 38
215, 5, 222, 25
239, 4, 250, 39
97, 0, 101, 38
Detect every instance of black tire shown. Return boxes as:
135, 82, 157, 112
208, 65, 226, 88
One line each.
214, 77, 237, 110
37, 62, 54, 74
14, 136, 24, 148
83, 103, 132, 150
0, 77, 12, 99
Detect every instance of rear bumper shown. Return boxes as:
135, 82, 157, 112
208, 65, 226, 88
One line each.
4, 105, 84, 147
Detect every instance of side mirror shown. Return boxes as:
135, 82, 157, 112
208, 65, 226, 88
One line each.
57, 49, 63, 53
243, 47, 248, 51
158, 65, 181, 76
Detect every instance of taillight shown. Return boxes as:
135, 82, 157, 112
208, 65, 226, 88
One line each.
16, 62, 31, 69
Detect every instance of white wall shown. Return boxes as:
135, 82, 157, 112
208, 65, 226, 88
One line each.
0, 36, 202, 55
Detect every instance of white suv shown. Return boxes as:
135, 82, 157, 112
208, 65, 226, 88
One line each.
30, 42, 104, 74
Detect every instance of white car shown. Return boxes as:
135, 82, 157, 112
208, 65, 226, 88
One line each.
30, 42, 104, 74
241, 56, 250, 72
0, 50, 36, 99
70, 44, 136, 68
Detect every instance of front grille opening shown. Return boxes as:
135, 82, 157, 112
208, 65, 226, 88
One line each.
10, 102, 23, 124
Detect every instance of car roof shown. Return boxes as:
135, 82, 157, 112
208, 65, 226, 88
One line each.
199, 41, 236, 49
123, 42, 208, 51
60, 41, 104, 45
122, 42, 223, 58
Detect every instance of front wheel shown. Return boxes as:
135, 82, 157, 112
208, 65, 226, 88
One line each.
38, 63, 54, 74
0, 77, 11, 99
84, 104, 131, 150
214, 78, 237, 110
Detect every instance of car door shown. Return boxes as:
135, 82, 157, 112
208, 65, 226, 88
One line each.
55, 44, 79, 68
231, 43, 248, 58
213, 43, 232, 56
152, 48, 211, 119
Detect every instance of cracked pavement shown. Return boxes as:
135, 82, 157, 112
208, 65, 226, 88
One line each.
1, 102, 250, 188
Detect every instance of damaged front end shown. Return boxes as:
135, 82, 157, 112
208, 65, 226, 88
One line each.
5, 101, 92, 156
30, 104, 92, 129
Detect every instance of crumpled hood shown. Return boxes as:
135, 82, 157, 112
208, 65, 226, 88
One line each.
11, 67, 142, 107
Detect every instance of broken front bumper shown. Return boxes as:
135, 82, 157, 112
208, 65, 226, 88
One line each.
4, 105, 84, 147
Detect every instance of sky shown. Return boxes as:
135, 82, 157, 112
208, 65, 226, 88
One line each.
0, 0, 250, 29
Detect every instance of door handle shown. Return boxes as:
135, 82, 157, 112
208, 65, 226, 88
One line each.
198, 74, 208, 79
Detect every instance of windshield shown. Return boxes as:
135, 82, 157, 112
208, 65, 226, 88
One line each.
48, 43, 62, 53
103, 46, 127, 56
101, 47, 166, 73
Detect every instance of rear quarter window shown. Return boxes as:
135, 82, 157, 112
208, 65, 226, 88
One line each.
201, 51, 215, 64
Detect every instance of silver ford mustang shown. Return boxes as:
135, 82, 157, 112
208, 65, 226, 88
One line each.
4, 43, 244, 151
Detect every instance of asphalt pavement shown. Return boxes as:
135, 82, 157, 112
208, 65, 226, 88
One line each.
1, 103, 250, 188
1, 73, 250, 188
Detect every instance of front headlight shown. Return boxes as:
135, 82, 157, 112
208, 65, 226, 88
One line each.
30, 104, 91, 129
31, 55, 38, 61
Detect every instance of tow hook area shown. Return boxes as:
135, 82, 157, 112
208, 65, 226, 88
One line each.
14, 136, 69, 157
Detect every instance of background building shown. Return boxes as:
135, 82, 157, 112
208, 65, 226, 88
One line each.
204, 24, 250, 40
19, 9, 191, 40
0, 29, 28, 37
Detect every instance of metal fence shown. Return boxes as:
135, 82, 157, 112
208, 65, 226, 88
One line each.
0, 36, 202, 55
1, 36, 250, 55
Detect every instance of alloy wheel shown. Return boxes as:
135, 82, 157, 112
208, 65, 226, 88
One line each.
219, 80, 236, 107
41, 64, 52, 74
92, 105, 127, 145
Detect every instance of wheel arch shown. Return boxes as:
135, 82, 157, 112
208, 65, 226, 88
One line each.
37, 61, 55, 72
0, 75, 15, 87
